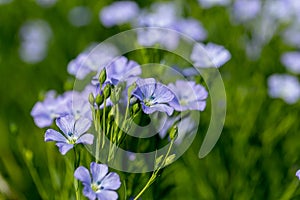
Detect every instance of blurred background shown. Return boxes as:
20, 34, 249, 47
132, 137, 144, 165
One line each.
1, 0, 300, 199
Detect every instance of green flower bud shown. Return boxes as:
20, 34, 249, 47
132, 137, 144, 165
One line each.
110, 86, 121, 104
98, 68, 107, 84
132, 103, 140, 114
169, 125, 178, 140
88, 93, 95, 105
95, 94, 104, 106
103, 84, 111, 98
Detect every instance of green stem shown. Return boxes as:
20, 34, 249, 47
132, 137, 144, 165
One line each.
95, 109, 101, 163
133, 173, 156, 200
102, 98, 107, 148
73, 148, 80, 200
133, 139, 175, 200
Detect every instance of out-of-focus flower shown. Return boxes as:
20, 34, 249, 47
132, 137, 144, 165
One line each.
100, 1, 139, 27
268, 74, 300, 104
137, 28, 180, 50
198, 0, 230, 8
168, 80, 208, 111
296, 169, 300, 180
67, 43, 119, 79
36, 0, 56, 7
105, 56, 141, 85
232, 0, 261, 22
19, 20, 52, 64
68, 6, 92, 27
282, 23, 300, 48
281, 52, 300, 74
31, 91, 68, 128
191, 42, 231, 68
74, 162, 121, 200
132, 78, 175, 116
45, 115, 94, 155
174, 19, 207, 41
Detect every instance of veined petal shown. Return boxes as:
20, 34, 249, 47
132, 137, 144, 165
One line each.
90, 162, 108, 183
56, 142, 73, 155
56, 115, 75, 136
97, 190, 118, 200
100, 172, 121, 190
154, 84, 174, 103
74, 117, 91, 136
76, 133, 94, 145
150, 104, 174, 116
45, 129, 67, 142
74, 166, 92, 186
83, 185, 96, 200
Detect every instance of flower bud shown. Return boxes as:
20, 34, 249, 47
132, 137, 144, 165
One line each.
132, 103, 140, 114
98, 68, 107, 84
103, 84, 111, 98
110, 86, 121, 104
88, 93, 95, 105
95, 94, 104, 106
169, 125, 178, 140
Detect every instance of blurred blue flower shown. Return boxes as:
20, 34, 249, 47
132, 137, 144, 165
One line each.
168, 80, 208, 111
191, 42, 231, 68
281, 52, 300, 74
106, 56, 141, 85
74, 162, 121, 200
67, 43, 119, 80
296, 169, 300, 180
19, 20, 52, 64
232, 0, 261, 22
198, 0, 230, 8
268, 74, 300, 104
31, 91, 68, 128
100, 1, 139, 27
45, 115, 94, 155
132, 78, 175, 116
174, 18, 207, 41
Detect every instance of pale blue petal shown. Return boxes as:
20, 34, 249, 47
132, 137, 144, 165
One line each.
90, 162, 108, 183
44, 129, 67, 142
74, 166, 91, 186
74, 117, 91, 136
100, 172, 121, 190
76, 133, 94, 145
56, 115, 75, 136
56, 142, 73, 155
97, 190, 118, 200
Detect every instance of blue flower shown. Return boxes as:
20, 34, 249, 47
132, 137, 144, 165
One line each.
45, 115, 94, 155
281, 51, 300, 74
268, 74, 300, 104
132, 78, 175, 116
106, 56, 141, 86
31, 91, 68, 128
74, 162, 121, 200
100, 1, 139, 27
191, 42, 231, 68
296, 169, 300, 180
168, 80, 208, 111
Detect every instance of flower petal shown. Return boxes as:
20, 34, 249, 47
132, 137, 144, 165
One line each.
74, 117, 91, 136
76, 133, 94, 145
142, 104, 174, 116
100, 172, 121, 190
56, 115, 75, 136
55, 142, 73, 155
74, 166, 91, 186
45, 129, 67, 142
83, 185, 96, 200
97, 190, 118, 200
90, 162, 108, 183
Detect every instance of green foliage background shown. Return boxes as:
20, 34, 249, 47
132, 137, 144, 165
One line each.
0, 0, 300, 199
